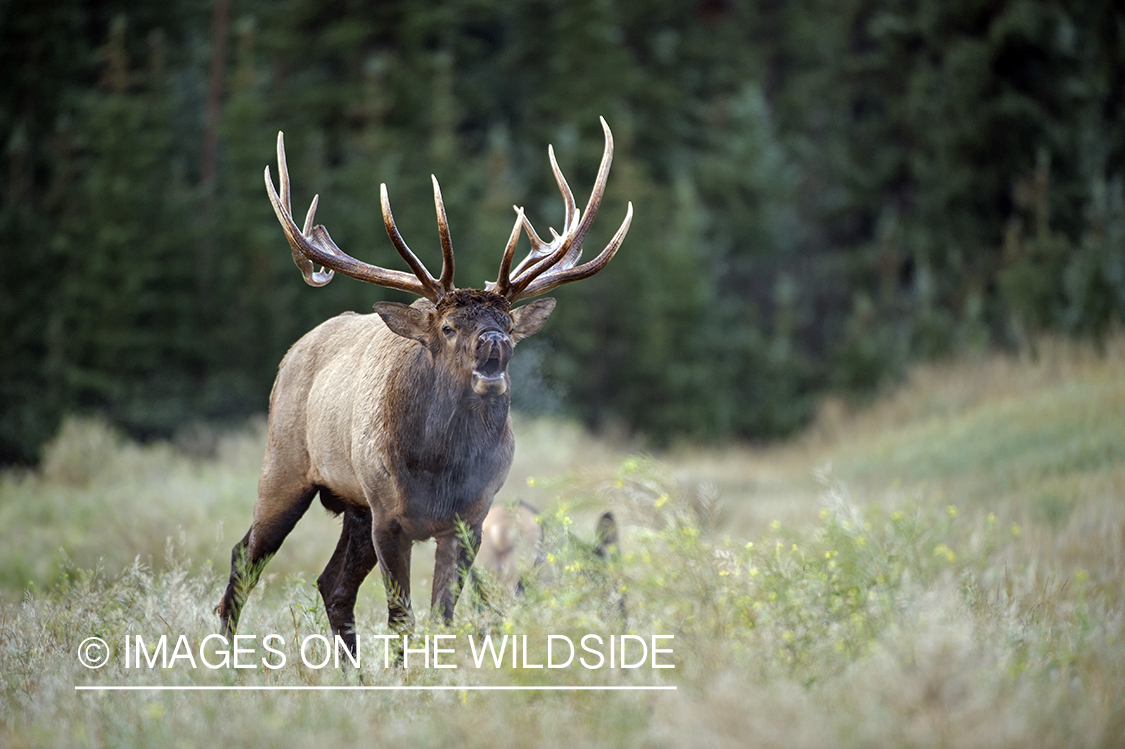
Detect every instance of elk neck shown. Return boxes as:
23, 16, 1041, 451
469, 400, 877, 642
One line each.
383, 343, 515, 520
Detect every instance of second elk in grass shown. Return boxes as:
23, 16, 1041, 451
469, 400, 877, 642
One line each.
475, 501, 546, 596
216, 119, 632, 655
472, 502, 623, 617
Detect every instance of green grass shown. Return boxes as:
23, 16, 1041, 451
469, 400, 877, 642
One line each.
1, 337, 1123, 747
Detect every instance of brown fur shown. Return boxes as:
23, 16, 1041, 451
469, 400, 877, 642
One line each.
437, 288, 512, 314
217, 295, 556, 650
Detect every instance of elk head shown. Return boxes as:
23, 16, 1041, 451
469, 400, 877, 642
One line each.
263, 117, 633, 387
371, 290, 554, 398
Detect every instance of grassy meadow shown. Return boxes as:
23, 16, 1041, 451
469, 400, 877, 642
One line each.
1, 336, 1123, 747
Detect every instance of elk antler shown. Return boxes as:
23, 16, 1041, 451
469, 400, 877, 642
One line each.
379, 175, 458, 300
489, 117, 633, 302
265, 132, 454, 301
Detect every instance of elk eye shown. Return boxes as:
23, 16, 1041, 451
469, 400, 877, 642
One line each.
442, 325, 455, 338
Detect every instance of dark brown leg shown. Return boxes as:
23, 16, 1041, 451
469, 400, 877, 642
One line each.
317, 505, 377, 656
371, 520, 414, 633
217, 486, 317, 636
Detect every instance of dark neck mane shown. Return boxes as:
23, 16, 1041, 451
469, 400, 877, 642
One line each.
385, 347, 513, 517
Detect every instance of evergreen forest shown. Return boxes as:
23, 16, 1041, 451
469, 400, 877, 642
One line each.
3, 0, 1123, 464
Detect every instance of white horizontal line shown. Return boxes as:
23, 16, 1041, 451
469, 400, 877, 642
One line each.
76, 685, 676, 692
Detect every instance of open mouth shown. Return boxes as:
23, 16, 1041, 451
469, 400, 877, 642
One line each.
473, 330, 512, 394
472, 362, 508, 395
474, 351, 505, 380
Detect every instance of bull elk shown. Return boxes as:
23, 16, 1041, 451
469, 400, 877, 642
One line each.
217, 119, 631, 653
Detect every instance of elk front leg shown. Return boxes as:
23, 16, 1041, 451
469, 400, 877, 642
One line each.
432, 522, 482, 624
317, 505, 377, 657
371, 520, 414, 633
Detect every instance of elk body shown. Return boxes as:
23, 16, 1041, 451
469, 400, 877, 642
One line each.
475, 503, 619, 594
476, 501, 546, 593
217, 119, 631, 652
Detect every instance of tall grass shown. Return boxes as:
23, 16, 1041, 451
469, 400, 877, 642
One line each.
1, 337, 1123, 747
0, 417, 346, 598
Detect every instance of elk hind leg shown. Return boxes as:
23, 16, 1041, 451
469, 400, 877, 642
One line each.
317, 502, 377, 657
217, 485, 317, 636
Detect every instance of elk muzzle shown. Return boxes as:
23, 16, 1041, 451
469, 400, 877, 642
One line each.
472, 330, 513, 396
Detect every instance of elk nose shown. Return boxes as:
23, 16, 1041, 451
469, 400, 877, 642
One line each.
476, 330, 513, 373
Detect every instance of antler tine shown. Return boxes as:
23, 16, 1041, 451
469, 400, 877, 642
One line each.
543, 142, 582, 271
550, 143, 578, 237
380, 183, 443, 301
490, 206, 526, 296
506, 117, 617, 298
269, 132, 333, 286
541, 208, 583, 271
511, 209, 550, 275
302, 194, 319, 235
511, 201, 633, 302
509, 142, 580, 279
265, 131, 431, 297
573, 116, 616, 249
277, 131, 291, 215
431, 175, 456, 294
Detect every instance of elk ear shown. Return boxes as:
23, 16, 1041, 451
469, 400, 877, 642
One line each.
511, 297, 556, 342
373, 301, 433, 344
